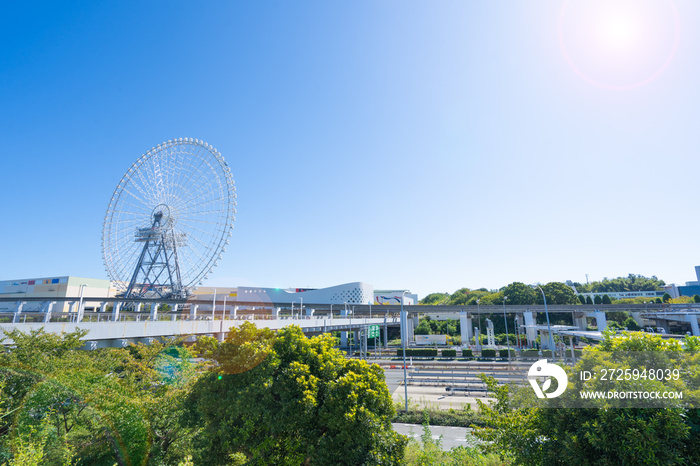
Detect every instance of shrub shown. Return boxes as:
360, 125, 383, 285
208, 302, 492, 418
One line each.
462, 349, 473, 357
481, 349, 496, 358
520, 349, 541, 358
441, 349, 457, 358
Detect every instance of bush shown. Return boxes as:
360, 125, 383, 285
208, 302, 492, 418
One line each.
441, 349, 457, 358
499, 349, 514, 358
481, 349, 496, 358
462, 349, 473, 357
520, 349, 541, 358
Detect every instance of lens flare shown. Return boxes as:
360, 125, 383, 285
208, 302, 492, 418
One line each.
558, 0, 680, 90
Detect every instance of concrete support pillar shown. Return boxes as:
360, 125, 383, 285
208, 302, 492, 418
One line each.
100, 302, 108, 313
568, 335, 576, 363
42, 301, 56, 323
112, 302, 121, 322
686, 315, 700, 336
523, 311, 538, 347
272, 307, 279, 320
12, 301, 24, 323
594, 311, 607, 331
76, 300, 85, 323
485, 319, 495, 347
190, 304, 198, 320
305, 308, 315, 317
573, 311, 587, 331
68, 302, 76, 313
232, 305, 239, 319
150, 302, 159, 321
459, 311, 473, 346
136, 303, 143, 313
656, 320, 669, 334
631, 312, 644, 327
474, 327, 481, 351
172, 304, 179, 313
384, 319, 388, 349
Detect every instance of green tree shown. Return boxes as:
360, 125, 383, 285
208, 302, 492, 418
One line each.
594, 295, 603, 304
475, 331, 700, 465
577, 295, 586, 304
602, 294, 612, 304
694, 295, 700, 303
501, 282, 537, 305
420, 293, 449, 305
538, 282, 579, 305
184, 323, 406, 465
578, 274, 666, 294
585, 295, 593, 305
663, 292, 672, 303
0, 329, 198, 466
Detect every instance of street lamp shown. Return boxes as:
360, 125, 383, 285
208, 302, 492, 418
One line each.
503, 296, 511, 366
533, 284, 556, 362
477, 298, 482, 349
401, 290, 410, 412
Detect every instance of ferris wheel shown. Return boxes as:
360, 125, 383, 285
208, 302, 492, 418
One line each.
102, 138, 236, 299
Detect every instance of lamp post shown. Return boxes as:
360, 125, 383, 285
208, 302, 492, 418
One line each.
300, 297, 303, 317
477, 298, 482, 349
503, 296, 511, 366
401, 290, 410, 412
291, 300, 295, 318
533, 284, 556, 362
330, 304, 334, 319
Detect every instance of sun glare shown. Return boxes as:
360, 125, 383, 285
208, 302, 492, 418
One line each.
597, 14, 639, 52
558, 0, 679, 90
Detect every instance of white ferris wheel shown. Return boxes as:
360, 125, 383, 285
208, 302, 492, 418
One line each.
102, 138, 236, 299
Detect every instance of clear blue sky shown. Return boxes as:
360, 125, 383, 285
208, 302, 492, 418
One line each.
2, 0, 699, 298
